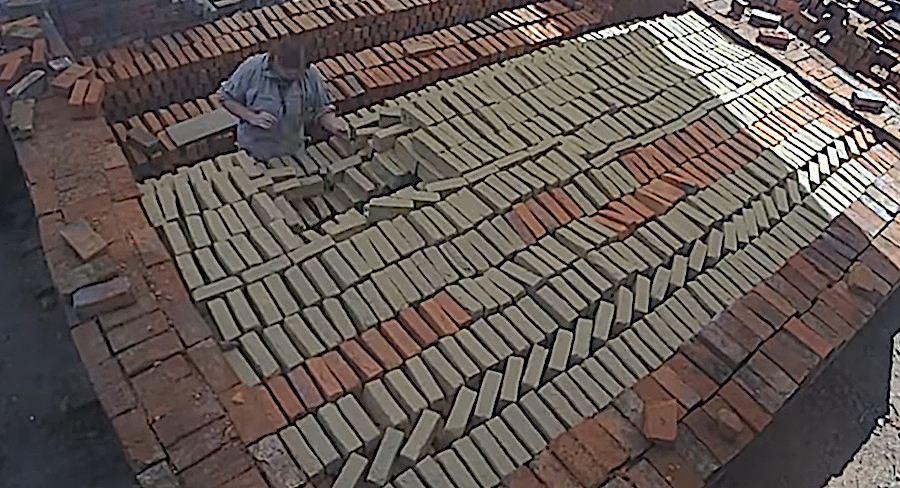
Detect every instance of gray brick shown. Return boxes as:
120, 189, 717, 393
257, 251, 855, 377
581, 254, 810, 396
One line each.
399, 410, 442, 466
297, 415, 341, 474
438, 386, 476, 448
405, 356, 445, 411
317, 402, 362, 456
337, 395, 380, 454
367, 427, 405, 485
500, 403, 547, 454
522, 345, 548, 393
362, 379, 409, 430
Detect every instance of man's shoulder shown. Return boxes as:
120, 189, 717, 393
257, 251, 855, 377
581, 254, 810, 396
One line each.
238, 53, 269, 72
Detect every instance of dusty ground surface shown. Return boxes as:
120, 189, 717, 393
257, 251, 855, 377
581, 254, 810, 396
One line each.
0, 121, 136, 487
712, 287, 900, 488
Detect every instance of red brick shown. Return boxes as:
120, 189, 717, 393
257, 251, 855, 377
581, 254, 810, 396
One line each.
646, 447, 703, 488
513, 203, 547, 239
286, 365, 324, 411
779, 259, 825, 299
112, 408, 165, 470
800, 311, 851, 347
784, 317, 833, 359
624, 459, 672, 488
798, 248, 843, 282
549, 431, 608, 487
220, 468, 269, 488
305, 356, 344, 401
761, 331, 820, 383
526, 198, 561, 231
382, 318, 424, 357
107, 309, 169, 352
168, 417, 235, 470
593, 214, 631, 238
130, 226, 169, 267
418, 299, 459, 337
862, 238, 900, 284
736, 293, 788, 330
398, 307, 439, 347
819, 283, 872, 327
162, 297, 212, 347
763, 273, 811, 314
569, 419, 628, 472
118, 330, 183, 376
339, 339, 383, 382
504, 466, 545, 488
530, 450, 582, 488
748, 352, 798, 400
696, 325, 750, 371
550, 188, 585, 218
85, 358, 137, 417
323, 350, 361, 393
267, 375, 305, 420
536, 191, 572, 225
652, 365, 701, 410
359, 328, 403, 370
846, 262, 892, 304
809, 301, 857, 341
71, 319, 110, 366
433, 290, 472, 327
507, 210, 539, 245
221, 384, 286, 443
643, 399, 678, 442
717, 381, 772, 433
683, 407, 744, 465
666, 353, 717, 400
752, 283, 796, 318
178, 442, 254, 488
596, 407, 650, 459
187, 339, 239, 393
711, 311, 762, 352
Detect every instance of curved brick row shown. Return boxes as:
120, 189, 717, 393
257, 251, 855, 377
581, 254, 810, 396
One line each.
498, 144, 900, 488
93, 0, 557, 119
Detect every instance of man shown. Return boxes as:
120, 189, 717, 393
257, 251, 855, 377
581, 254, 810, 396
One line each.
218, 38, 348, 161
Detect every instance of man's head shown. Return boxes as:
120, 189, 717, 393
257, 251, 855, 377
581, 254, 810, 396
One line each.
270, 38, 310, 80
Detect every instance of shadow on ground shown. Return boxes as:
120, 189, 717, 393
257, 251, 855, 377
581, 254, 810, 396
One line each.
713, 286, 900, 488
0, 119, 136, 487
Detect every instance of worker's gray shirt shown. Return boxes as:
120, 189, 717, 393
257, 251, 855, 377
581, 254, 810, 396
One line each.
218, 53, 333, 161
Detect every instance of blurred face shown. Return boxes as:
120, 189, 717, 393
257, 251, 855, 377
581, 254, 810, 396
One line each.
271, 43, 309, 80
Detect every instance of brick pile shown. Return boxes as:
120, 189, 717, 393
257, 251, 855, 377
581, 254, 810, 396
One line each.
97, 11, 898, 487
719, 0, 900, 102
92, 0, 557, 119
108, 1, 604, 171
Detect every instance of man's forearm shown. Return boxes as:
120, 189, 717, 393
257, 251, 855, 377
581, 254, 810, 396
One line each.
222, 98, 257, 122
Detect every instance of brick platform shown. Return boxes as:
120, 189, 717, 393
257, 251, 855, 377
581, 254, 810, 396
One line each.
16, 6, 900, 488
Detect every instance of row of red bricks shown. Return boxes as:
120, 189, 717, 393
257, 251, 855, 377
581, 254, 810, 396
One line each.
21, 97, 277, 486
276, 290, 473, 417
501, 144, 900, 487
505, 94, 861, 246
108, 3, 603, 175
93, 0, 561, 119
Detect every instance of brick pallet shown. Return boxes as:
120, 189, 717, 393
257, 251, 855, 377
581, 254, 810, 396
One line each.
102, 11, 897, 487
110, 1, 602, 173
93, 0, 547, 119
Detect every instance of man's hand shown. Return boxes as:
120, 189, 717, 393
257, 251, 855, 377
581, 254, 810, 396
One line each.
321, 112, 349, 139
246, 111, 278, 129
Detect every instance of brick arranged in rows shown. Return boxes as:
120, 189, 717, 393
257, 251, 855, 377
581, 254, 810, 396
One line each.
109, 0, 601, 172
135, 10, 886, 488
94, 0, 555, 119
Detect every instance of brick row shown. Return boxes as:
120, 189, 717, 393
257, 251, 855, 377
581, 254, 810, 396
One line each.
95, 0, 561, 119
